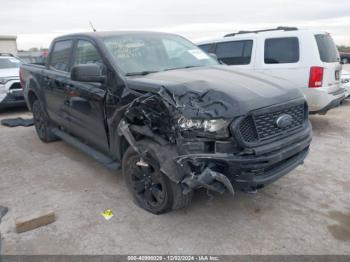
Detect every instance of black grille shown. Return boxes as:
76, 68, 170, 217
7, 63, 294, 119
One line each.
238, 116, 258, 142
239, 103, 305, 143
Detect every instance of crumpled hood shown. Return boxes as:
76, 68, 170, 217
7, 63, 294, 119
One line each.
125, 65, 304, 118
0, 68, 19, 78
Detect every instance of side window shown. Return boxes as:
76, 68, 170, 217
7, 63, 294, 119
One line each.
199, 44, 213, 53
74, 40, 103, 65
264, 37, 299, 64
215, 40, 253, 65
50, 40, 73, 72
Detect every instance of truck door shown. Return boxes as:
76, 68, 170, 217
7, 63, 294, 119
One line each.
44, 39, 74, 129
67, 39, 109, 154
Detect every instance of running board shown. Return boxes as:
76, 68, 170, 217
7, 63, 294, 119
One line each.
52, 128, 120, 170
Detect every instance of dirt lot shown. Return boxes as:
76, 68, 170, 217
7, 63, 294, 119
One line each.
1, 96, 350, 254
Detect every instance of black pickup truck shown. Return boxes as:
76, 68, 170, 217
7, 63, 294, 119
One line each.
20, 31, 312, 214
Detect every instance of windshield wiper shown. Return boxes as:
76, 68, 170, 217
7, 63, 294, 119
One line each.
125, 70, 159, 76
163, 65, 201, 71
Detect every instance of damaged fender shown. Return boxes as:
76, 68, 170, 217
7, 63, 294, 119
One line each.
117, 119, 187, 183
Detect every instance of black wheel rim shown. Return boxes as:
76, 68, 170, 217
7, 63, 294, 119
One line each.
34, 104, 46, 138
128, 157, 166, 208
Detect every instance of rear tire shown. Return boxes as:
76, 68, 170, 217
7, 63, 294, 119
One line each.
342, 58, 349, 64
32, 100, 58, 142
122, 141, 192, 214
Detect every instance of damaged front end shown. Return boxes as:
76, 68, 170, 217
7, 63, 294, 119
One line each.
117, 86, 312, 197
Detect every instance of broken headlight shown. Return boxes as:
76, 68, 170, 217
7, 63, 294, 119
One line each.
177, 117, 230, 137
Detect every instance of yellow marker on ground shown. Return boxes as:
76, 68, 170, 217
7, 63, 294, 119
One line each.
101, 209, 113, 220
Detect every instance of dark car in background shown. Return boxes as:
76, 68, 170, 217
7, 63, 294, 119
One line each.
340, 52, 350, 64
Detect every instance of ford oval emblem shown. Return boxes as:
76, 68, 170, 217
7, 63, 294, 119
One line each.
276, 114, 293, 128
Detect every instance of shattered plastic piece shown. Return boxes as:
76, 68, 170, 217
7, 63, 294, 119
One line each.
101, 209, 113, 220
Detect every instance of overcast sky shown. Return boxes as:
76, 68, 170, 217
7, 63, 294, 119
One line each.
1, 0, 349, 50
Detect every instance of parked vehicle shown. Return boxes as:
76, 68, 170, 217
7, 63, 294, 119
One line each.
340, 52, 350, 64
197, 27, 346, 114
20, 31, 312, 214
0, 53, 25, 109
341, 70, 350, 97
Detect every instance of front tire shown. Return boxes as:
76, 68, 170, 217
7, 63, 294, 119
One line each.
342, 58, 349, 64
122, 141, 192, 214
32, 100, 58, 142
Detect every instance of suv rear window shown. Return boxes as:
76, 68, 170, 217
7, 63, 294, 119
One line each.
264, 37, 299, 64
50, 40, 73, 72
215, 40, 253, 65
315, 34, 339, 63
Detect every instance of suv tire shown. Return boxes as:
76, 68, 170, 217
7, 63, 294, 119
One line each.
122, 140, 192, 214
32, 100, 58, 142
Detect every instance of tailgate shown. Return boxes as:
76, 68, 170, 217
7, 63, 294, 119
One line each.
323, 62, 342, 93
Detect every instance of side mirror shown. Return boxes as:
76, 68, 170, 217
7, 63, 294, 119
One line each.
71, 64, 105, 83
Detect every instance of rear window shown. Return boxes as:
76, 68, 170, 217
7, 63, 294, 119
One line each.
215, 40, 253, 65
315, 34, 339, 63
264, 37, 299, 64
50, 40, 73, 72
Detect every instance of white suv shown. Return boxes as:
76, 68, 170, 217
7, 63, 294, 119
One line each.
197, 27, 346, 114
0, 54, 25, 109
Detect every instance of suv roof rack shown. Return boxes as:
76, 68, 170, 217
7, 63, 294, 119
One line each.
224, 26, 298, 37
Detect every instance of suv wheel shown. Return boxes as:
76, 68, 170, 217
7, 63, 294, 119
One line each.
342, 58, 349, 64
32, 100, 58, 142
122, 141, 192, 214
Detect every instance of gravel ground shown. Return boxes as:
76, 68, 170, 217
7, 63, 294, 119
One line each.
0, 95, 349, 255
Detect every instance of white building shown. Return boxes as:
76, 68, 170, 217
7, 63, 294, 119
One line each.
0, 35, 18, 55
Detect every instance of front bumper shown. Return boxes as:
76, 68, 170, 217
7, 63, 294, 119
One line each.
178, 122, 312, 192
0, 79, 25, 109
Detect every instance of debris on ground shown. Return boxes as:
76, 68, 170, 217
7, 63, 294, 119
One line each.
15, 210, 56, 233
0, 206, 9, 223
101, 209, 113, 220
1, 117, 34, 127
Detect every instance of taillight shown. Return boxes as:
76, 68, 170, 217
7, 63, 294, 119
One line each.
19, 68, 25, 88
308, 66, 323, 88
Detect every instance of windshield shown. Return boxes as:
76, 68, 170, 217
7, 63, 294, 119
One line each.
315, 34, 339, 63
103, 34, 218, 75
0, 57, 21, 69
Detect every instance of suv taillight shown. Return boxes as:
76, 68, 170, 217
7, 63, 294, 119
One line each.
308, 66, 323, 88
